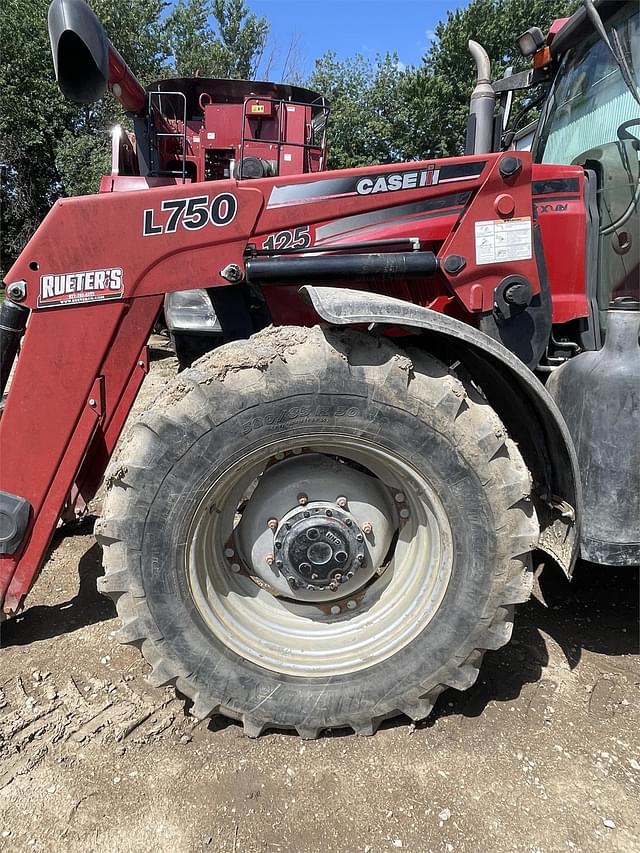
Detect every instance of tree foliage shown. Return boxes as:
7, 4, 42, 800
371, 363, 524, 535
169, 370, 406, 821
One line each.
310, 0, 577, 168
309, 53, 412, 169
164, 0, 269, 78
1, 0, 268, 273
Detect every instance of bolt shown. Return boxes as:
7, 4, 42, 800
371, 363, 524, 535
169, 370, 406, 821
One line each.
346, 571, 354, 580
292, 448, 302, 455
330, 605, 341, 615
329, 581, 338, 591
275, 452, 285, 460
443, 255, 466, 275
267, 518, 278, 531
274, 540, 282, 549
88, 398, 97, 407
7, 280, 26, 302
362, 522, 373, 535
326, 509, 333, 517
345, 518, 352, 526
499, 155, 522, 179
224, 547, 235, 558
285, 522, 292, 530
356, 554, 365, 564
356, 533, 364, 542
265, 553, 275, 566
303, 511, 310, 518
334, 573, 343, 582
275, 559, 283, 569
346, 600, 357, 610
138, 361, 145, 368
220, 263, 243, 283
297, 493, 308, 506
399, 508, 410, 519
230, 563, 241, 573
336, 496, 348, 508
394, 492, 405, 503
287, 576, 298, 588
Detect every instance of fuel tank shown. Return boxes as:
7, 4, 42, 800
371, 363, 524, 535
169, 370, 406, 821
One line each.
546, 306, 640, 565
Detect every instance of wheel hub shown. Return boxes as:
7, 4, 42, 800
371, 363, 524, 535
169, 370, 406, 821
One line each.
232, 452, 397, 603
275, 504, 366, 592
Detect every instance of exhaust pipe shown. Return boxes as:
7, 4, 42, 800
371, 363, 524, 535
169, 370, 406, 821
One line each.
48, 0, 147, 114
467, 40, 496, 154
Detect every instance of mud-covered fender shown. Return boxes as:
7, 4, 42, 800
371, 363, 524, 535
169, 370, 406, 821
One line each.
301, 285, 581, 577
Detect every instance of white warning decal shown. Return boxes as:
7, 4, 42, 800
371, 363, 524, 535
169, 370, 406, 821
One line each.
474, 217, 532, 265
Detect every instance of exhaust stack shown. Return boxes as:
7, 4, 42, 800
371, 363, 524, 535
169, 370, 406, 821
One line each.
48, 0, 147, 114
467, 40, 496, 154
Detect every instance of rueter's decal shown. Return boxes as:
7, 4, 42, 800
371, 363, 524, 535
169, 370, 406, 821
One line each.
38, 267, 124, 308
143, 192, 237, 236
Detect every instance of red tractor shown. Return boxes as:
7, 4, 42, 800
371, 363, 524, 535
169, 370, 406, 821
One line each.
1, 0, 638, 737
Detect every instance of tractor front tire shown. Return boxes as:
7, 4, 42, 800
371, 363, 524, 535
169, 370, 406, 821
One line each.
97, 325, 538, 737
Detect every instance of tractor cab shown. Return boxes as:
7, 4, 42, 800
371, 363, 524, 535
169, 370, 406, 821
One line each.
531, 1, 640, 312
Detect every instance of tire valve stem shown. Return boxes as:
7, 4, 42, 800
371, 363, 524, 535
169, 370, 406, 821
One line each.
297, 493, 308, 506
336, 495, 348, 508
267, 517, 278, 531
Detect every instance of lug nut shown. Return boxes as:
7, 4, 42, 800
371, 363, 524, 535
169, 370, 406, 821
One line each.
330, 605, 341, 615
346, 600, 357, 610
400, 508, 410, 519
362, 522, 373, 535
230, 563, 241, 573
326, 509, 332, 517
265, 553, 275, 566
224, 547, 235, 558
298, 493, 308, 506
336, 496, 347, 508
394, 492, 405, 503
267, 517, 278, 531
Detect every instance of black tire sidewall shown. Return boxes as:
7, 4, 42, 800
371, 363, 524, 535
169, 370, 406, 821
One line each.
136, 384, 499, 728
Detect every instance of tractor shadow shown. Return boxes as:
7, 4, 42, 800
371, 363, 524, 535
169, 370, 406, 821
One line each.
413, 559, 639, 730
0, 539, 116, 648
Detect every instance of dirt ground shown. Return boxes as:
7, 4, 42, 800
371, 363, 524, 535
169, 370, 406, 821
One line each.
1, 342, 639, 853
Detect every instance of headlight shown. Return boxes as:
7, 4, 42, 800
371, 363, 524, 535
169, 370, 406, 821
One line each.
164, 289, 222, 333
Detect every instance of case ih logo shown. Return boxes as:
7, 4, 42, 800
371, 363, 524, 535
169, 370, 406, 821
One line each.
38, 267, 124, 308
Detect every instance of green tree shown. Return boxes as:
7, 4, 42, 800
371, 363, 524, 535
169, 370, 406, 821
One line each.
0, 0, 166, 273
309, 52, 412, 170
403, 0, 579, 158
164, 0, 269, 78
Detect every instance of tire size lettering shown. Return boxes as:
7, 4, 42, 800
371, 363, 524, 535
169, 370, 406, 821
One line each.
143, 192, 238, 236
241, 404, 360, 435
262, 226, 312, 252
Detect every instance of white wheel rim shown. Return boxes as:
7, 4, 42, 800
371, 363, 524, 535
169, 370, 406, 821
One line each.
187, 434, 453, 677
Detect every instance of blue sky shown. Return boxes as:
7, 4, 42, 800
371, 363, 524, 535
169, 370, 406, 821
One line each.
249, 0, 467, 78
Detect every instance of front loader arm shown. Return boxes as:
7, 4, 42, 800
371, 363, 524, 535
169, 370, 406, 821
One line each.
1, 150, 544, 613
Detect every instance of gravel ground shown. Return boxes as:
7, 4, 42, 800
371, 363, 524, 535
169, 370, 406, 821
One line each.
1, 342, 639, 853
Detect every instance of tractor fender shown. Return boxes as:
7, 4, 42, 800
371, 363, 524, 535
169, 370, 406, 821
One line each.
300, 285, 581, 577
